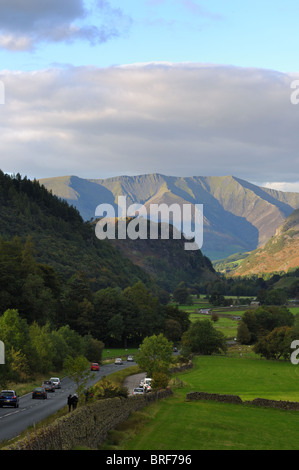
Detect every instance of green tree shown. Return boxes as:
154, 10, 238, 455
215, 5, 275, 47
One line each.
123, 282, 163, 345
93, 287, 125, 344
163, 304, 190, 336
237, 321, 251, 344
10, 348, 30, 381
173, 282, 189, 305
64, 355, 93, 399
253, 326, 292, 360
0, 309, 32, 361
56, 325, 83, 358
29, 322, 55, 373
163, 318, 182, 343
82, 334, 104, 363
136, 334, 173, 378
242, 306, 294, 343
181, 319, 227, 355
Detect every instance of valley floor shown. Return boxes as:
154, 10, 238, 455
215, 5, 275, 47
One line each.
100, 355, 299, 451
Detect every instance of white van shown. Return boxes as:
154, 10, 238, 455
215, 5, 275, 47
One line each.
143, 378, 152, 391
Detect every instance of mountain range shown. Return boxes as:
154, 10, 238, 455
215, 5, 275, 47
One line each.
39, 174, 299, 260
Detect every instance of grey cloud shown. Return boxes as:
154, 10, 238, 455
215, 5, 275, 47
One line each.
0, 0, 85, 32
0, 0, 131, 50
0, 64, 298, 183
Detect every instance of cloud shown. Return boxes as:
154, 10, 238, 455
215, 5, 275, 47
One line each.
0, 63, 299, 185
0, 0, 131, 51
263, 182, 299, 193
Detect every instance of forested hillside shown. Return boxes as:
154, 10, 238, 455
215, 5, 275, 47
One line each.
0, 171, 151, 291
109, 220, 217, 292
0, 172, 193, 385
0, 171, 193, 348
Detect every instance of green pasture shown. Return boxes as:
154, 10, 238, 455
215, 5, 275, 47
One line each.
101, 355, 299, 451
183, 355, 299, 402
102, 348, 138, 361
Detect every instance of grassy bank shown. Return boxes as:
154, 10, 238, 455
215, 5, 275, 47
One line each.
100, 354, 299, 450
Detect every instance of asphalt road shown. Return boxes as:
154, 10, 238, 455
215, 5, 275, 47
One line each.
0, 360, 136, 445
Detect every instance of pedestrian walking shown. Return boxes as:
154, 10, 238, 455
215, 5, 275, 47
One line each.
67, 394, 72, 412
72, 393, 78, 410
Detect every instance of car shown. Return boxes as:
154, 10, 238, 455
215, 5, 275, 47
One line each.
127, 355, 134, 362
42, 380, 55, 393
0, 390, 19, 408
132, 387, 145, 395
114, 357, 123, 365
50, 377, 61, 389
143, 378, 152, 392
91, 362, 100, 371
32, 387, 47, 399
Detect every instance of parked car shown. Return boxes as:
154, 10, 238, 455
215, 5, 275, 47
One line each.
91, 362, 100, 371
127, 355, 134, 362
114, 357, 123, 365
32, 387, 47, 399
143, 378, 152, 392
50, 377, 61, 389
42, 380, 55, 393
132, 387, 145, 395
0, 390, 19, 408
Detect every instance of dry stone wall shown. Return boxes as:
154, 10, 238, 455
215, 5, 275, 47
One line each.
186, 391, 299, 411
5, 389, 173, 451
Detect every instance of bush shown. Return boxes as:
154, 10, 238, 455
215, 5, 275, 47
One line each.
152, 371, 170, 390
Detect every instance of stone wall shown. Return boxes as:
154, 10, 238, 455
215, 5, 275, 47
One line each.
5, 389, 173, 451
186, 391, 299, 411
245, 398, 299, 411
186, 391, 243, 404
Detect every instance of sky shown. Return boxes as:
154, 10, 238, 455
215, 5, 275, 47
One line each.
0, 0, 299, 191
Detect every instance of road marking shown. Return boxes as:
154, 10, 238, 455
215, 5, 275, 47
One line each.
0, 408, 26, 419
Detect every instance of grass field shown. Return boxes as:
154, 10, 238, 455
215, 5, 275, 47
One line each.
98, 300, 299, 449
102, 348, 138, 360
100, 355, 299, 451
180, 296, 299, 341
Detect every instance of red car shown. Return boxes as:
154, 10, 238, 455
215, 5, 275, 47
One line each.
91, 362, 100, 371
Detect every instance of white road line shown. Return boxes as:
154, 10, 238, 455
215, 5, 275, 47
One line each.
0, 408, 26, 419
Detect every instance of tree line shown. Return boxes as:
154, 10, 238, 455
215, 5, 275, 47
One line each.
0, 308, 104, 387
237, 305, 299, 360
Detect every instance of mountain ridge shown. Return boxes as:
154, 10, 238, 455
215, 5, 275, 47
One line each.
39, 173, 299, 260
